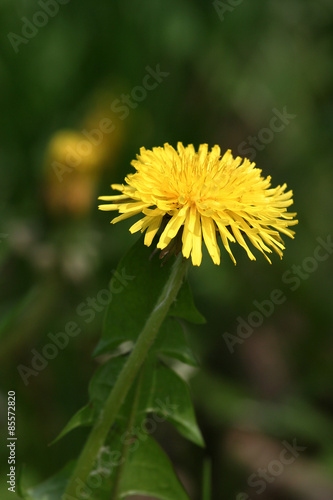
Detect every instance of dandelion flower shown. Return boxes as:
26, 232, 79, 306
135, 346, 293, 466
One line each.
99, 143, 298, 266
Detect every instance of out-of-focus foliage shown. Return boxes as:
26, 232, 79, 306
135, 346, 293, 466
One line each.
0, 0, 333, 498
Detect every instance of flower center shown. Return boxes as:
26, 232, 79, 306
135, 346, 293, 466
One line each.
177, 192, 197, 208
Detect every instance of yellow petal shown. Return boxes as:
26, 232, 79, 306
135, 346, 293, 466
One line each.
98, 194, 130, 201
230, 223, 256, 261
118, 201, 150, 214
201, 215, 220, 265
157, 206, 188, 249
182, 205, 197, 258
98, 204, 121, 211
144, 215, 163, 246
214, 219, 236, 264
111, 209, 144, 224
191, 211, 202, 266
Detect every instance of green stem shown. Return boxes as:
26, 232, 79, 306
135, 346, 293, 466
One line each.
63, 254, 189, 499
111, 365, 144, 500
202, 457, 211, 500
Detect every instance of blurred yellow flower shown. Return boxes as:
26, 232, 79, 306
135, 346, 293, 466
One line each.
99, 143, 298, 266
43, 130, 101, 216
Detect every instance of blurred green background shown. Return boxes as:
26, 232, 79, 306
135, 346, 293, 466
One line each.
1, 0, 333, 499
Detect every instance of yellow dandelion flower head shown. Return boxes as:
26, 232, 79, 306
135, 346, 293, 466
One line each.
99, 143, 298, 266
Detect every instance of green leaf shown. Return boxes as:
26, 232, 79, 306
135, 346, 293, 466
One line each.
169, 281, 206, 324
93, 237, 205, 358
89, 355, 157, 426
48, 236, 204, 498
93, 236, 177, 357
150, 364, 204, 447
119, 435, 190, 500
51, 405, 94, 445
52, 357, 128, 444
22, 462, 75, 500
89, 355, 204, 446
88, 356, 128, 413
53, 355, 156, 445
154, 317, 198, 367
